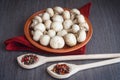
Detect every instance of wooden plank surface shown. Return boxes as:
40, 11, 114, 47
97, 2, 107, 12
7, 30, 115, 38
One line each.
0, 0, 120, 80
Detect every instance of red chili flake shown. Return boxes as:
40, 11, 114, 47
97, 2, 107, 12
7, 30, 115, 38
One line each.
21, 54, 38, 65
52, 64, 70, 75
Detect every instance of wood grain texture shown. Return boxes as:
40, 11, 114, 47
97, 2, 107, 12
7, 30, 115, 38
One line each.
0, 0, 120, 80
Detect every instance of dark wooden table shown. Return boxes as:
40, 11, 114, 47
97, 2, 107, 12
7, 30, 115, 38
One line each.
0, 0, 120, 80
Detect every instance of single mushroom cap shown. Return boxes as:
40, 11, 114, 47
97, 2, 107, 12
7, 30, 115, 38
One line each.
77, 29, 86, 42
33, 30, 43, 41
70, 8, 80, 15
77, 14, 86, 24
51, 22, 63, 32
46, 8, 54, 17
64, 33, 77, 47
63, 10, 70, 20
34, 16, 42, 23
54, 6, 64, 14
79, 22, 89, 31
40, 35, 50, 46
63, 19, 73, 29
50, 36, 65, 49
34, 23, 46, 32
42, 12, 50, 21
72, 24, 80, 33
52, 14, 64, 22
48, 29, 56, 37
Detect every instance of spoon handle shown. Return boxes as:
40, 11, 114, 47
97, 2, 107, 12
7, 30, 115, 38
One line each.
47, 53, 120, 62
76, 57, 120, 71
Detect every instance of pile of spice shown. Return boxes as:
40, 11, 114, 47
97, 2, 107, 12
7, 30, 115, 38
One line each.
21, 54, 38, 65
52, 63, 70, 75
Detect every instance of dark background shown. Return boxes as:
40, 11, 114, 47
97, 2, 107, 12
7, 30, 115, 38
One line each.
0, 0, 120, 80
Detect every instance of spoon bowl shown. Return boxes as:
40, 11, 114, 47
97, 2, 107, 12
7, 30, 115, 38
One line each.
47, 62, 78, 79
17, 53, 47, 69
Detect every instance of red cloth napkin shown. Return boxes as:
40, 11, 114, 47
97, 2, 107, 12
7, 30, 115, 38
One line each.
4, 2, 92, 55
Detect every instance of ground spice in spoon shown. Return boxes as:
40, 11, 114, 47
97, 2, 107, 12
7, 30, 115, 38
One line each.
21, 54, 38, 65
52, 64, 70, 75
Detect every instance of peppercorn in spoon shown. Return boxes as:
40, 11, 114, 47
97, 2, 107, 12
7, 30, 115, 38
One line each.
17, 53, 120, 69
47, 57, 120, 79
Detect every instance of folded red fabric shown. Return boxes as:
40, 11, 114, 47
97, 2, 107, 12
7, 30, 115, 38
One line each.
4, 2, 92, 55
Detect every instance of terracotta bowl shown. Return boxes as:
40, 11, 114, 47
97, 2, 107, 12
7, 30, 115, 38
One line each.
24, 9, 93, 53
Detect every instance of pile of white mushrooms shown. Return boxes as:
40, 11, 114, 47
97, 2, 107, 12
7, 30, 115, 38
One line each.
30, 6, 89, 49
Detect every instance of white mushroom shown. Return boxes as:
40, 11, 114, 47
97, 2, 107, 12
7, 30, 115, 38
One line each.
42, 12, 50, 21
72, 24, 80, 33
70, 8, 80, 15
52, 14, 64, 22
50, 36, 65, 49
30, 19, 38, 27
63, 19, 73, 29
70, 9, 80, 20
77, 14, 86, 24
54, 6, 64, 14
46, 8, 54, 17
63, 10, 70, 20
34, 23, 46, 32
77, 29, 86, 42
34, 16, 42, 23
79, 22, 89, 31
33, 30, 43, 41
44, 20, 52, 30
48, 29, 56, 37
40, 35, 50, 46
57, 29, 68, 37
51, 22, 63, 32
64, 33, 77, 47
